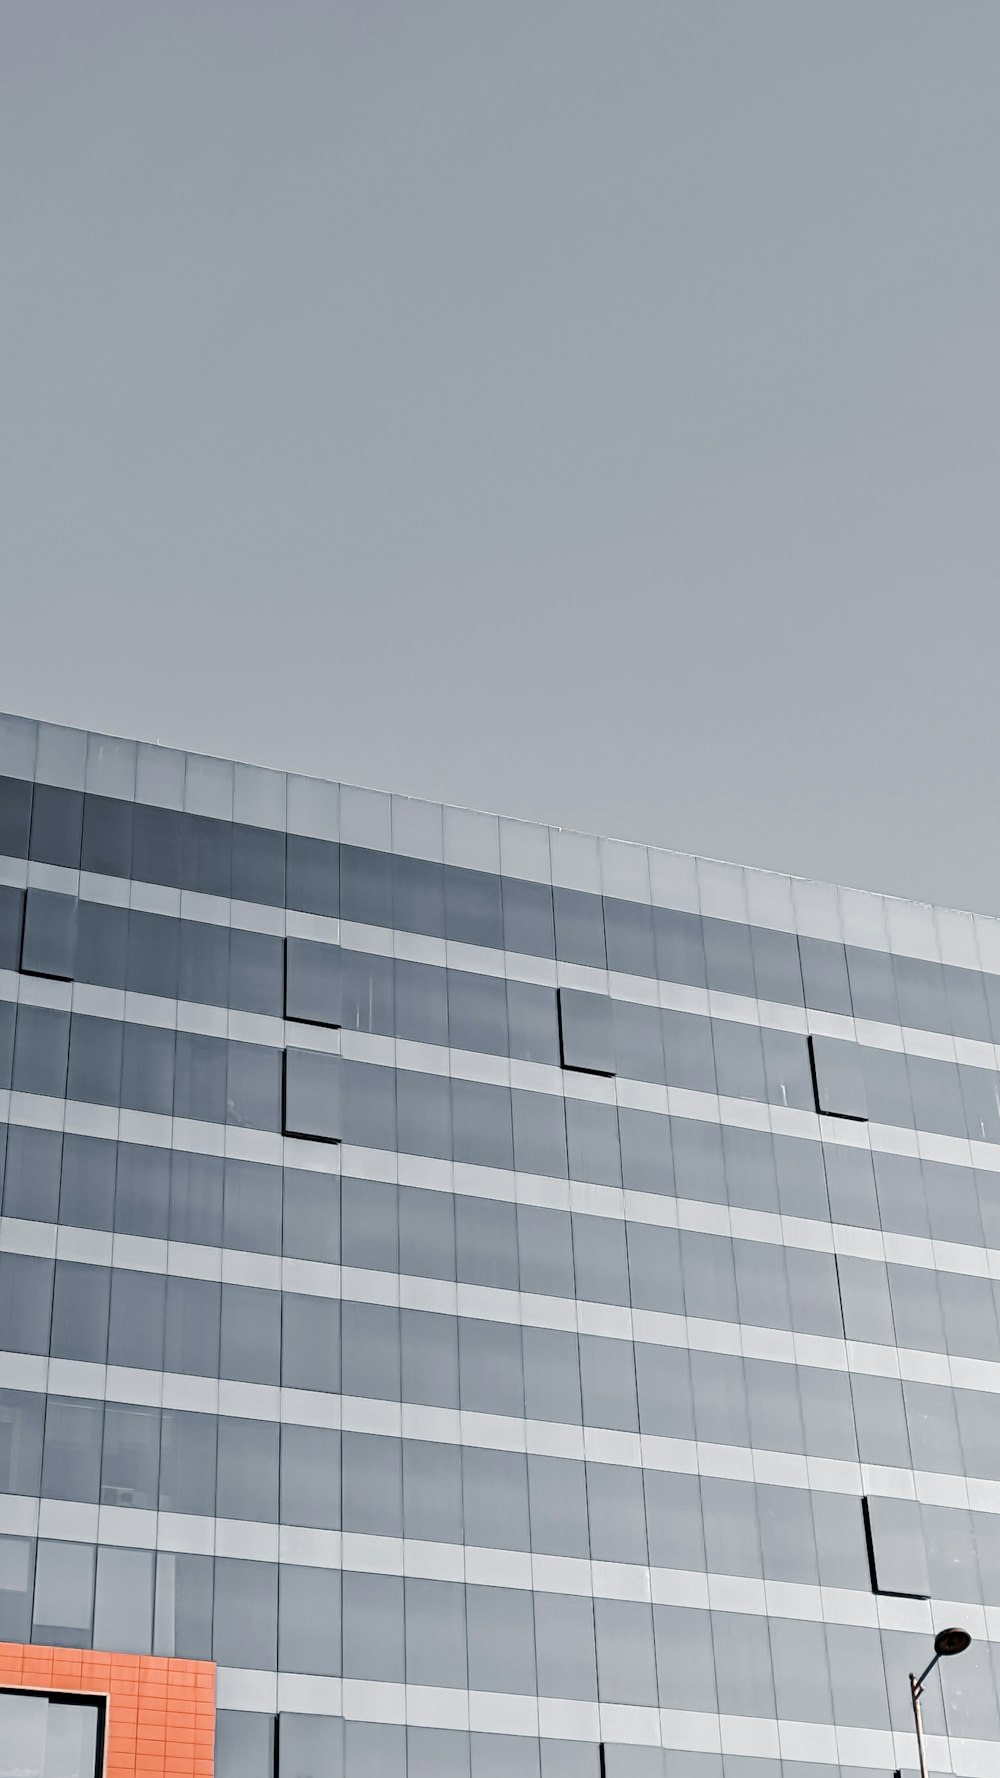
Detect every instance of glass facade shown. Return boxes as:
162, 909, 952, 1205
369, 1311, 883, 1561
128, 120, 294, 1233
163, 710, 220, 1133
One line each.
0, 710, 999, 1777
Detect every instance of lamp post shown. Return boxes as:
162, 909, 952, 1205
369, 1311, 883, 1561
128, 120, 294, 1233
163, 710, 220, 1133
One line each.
908, 1627, 971, 1778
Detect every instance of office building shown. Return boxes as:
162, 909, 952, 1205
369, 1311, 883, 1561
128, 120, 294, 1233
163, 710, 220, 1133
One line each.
0, 709, 999, 1776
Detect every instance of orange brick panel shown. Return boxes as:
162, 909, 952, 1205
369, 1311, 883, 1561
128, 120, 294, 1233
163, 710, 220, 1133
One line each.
0, 1642, 215, 1776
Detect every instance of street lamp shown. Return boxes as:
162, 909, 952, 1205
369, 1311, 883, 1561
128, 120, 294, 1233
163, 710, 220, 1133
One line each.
908, 1627, 972, 1778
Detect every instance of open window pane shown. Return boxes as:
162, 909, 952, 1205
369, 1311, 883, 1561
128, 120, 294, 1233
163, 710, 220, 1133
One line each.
283, 1048, 341, 1143
558, 988, 615, 1077
20, 890, 77, 981
863, 1494, 930, 1597
285, 937, 341, 1029
809, 1034, 867, 1120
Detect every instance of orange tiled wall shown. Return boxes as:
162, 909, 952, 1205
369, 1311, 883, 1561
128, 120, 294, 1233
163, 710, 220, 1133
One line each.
0, 1642, 215, 1777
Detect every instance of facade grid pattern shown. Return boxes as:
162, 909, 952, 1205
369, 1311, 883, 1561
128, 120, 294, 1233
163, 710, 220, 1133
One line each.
0, 711, 998, 1777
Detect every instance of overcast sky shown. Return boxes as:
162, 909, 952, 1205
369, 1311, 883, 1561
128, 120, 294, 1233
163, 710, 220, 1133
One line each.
2, 4, 999, 912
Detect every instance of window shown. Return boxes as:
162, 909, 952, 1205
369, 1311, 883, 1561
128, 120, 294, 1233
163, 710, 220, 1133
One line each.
283, 1048, 341, 1142
558, 989, 614, 1076
284, 937, 341, 1028
808, 1033, 867, 1120
0, 1689, 103, 1778
20, 890, 78, 981
861, 1494, 930, 1598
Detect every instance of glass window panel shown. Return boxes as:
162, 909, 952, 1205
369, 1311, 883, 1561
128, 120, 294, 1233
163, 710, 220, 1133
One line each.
463, 1446, 530, 1552
231, 820, 285, 907
342, 1430, 402, 1537
107, 1268, 165, 1372
13, 1003, 69, 1099
586, 1460, 647, 1563
502, 876, 555, 960
3, 1124, 61, 1222
120, 1020, 174, 1117
452, 1077, 513, 1171
396, 1068, 451, 1162
399, 1184, 455, 1281
20, 888, 77, 980
227, 1038, 282, 1133
223, 1157, 282, 1254
527, 1452, 589, 1558
216, 1416, 279, 1521
466, 1583, 536, 1694
342, 1174, 398, 1272
618, 1106, 673, 1196
41, 1397, 103, 1505
680, 1230, 738, 1322
215, 1710, 274, 1778
280, 1424, 340, 1531
534, 1590, 597, 1700
220, 1282, 280, 1385
30, 783, 83, 869
285, 936, 341, 1028
634, 1342, 694, 1440
661, 1011, 716, 1095
0, 885, 24, 972
0, 775, 33, 858
159, 1409, 217, 1518
444, 865, 503, 949
342, 1301, 399, 1401
644, 1469, 704, 1571
67, 1012, 122, 1107
459, 1318, 523, 1417
230, 926, 283, 1017
342, 1570, 404, 1681
558, 989, 614, 1076
604, 896, 656, 979
565, 1097, 621, 1189
74, 897, 127, 990
701, 1476, 761, 1577
94, 1544, 154, 1653
126, 909, 179, 998
279, 1564, 341, 1675
653, 1603, 717, 1712
507, 980, 560, 1066
283, 1167, 339, 1264
612, 1001, 665, 1085
164, 1275, 220, 1376
282, 1292, 340, 1394
115, 1141, 169, 1238
448, 969, 509, 1057
456, 1196, 518, 1291
0, 1388, 43, 1496
32, 1539, 94, 1647
177, 919, 229, 1009
712, 1018, 766, 1103
0, 1533, 34, 1640
594, 1597, 658, 1705
404, 1576, 468, 1688
169, 1149, 224, 1247
511, 1088, 567, 1179
702, 918, 754, 998
653, 906, 706, 989
277, 1714, 343, 1778
394, 958, 447, 1045
403, 1438, 464, 1545
283, 1047, 341, 1143
553, 886, 606, 969
518, 1203, 575, 1299
286, 833, 339, 919
798, 936, 852, 1016
769, 1617, 832, 1723
573, 1211, 630, 1307
213, 1557, 278, 1669
750, 924, 803, 1007
866, 1495, 930, 1596
757, 1483, 818, 1583
712, 1610, 774, 1717
689, 1351, 749, 1446
521, 1325, 582, 1425
810, 1035, 866, 1120
101, 1403, 160, 1510
182, 811, 231, 898
761, 1026, 815, 1115
579, 1334, 637, 1432
393, 853, 445, 939
893, 954, 949, 1035
0, 1253, 53, 1355
50, 1260, 109, 1364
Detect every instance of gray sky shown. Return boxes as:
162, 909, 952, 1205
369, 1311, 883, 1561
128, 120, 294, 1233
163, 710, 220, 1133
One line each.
2, 3, 999, 912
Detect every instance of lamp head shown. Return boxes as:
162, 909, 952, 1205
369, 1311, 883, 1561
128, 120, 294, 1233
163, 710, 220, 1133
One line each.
934, 1628, 972, 1658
